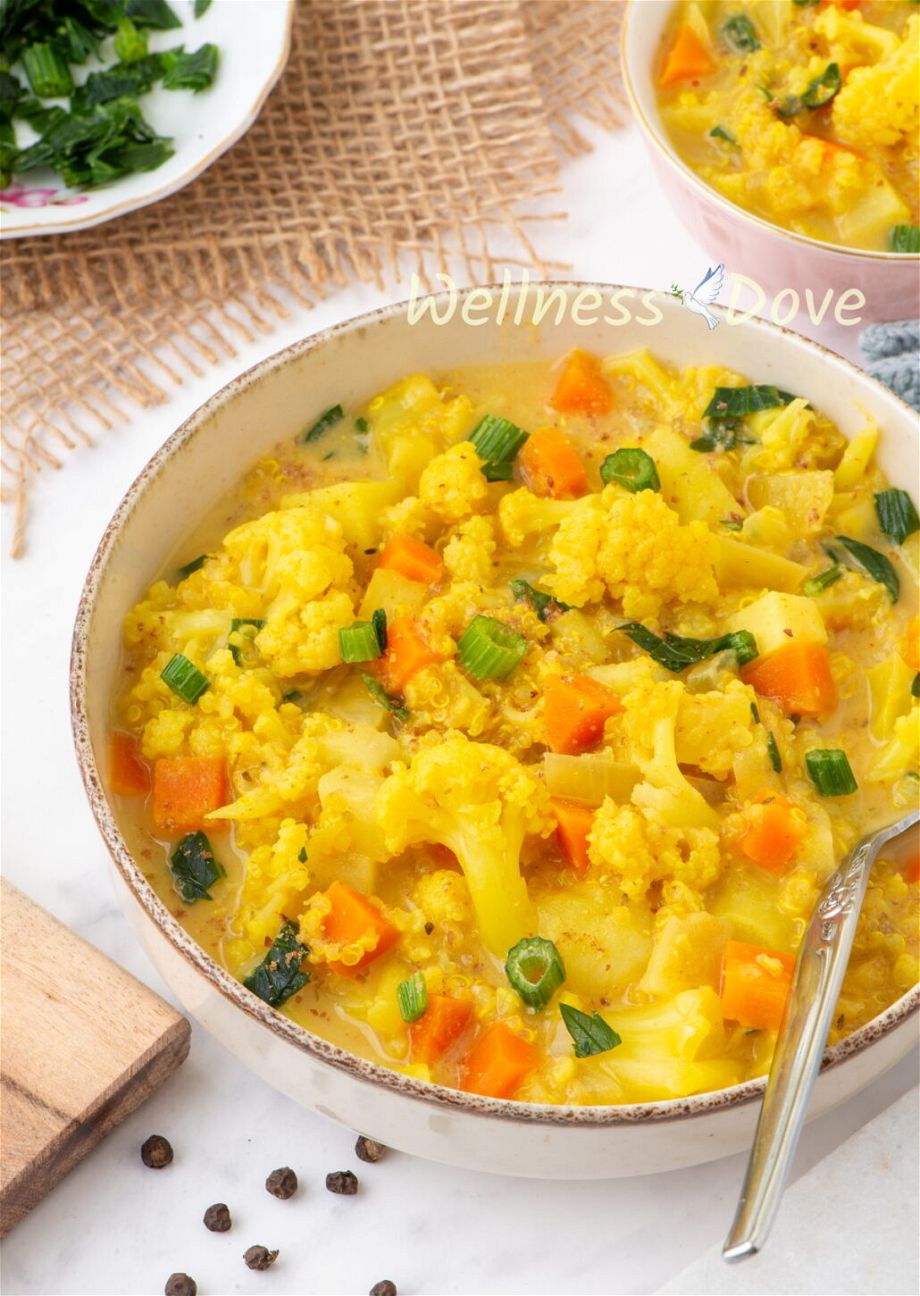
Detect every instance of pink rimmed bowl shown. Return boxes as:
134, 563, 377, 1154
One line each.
71, 285, 919, 1179
621, 1, 920, 324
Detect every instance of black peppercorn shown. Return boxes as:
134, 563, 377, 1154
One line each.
355, 1135, 386, 1163
164, 1275, 196, 1296
326, 1169, 359, 1195
203, 1202, 232, 1232
370, 1282, 397, 1296
244, 1245, 279, 1271
265, 1166, 298, 1199
141, 1135, 174, 1168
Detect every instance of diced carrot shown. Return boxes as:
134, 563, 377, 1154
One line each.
323, 880, 400, 976
549, 350, 613, 417
377, 533, 443, 586
820, 0, 861, 10
461, 1022, 541, 1099
519, 427, 588, 499
903, 616, 920, 672
551, 798, 595, 877
544, 674, 622, 755
720, 939, 795, 1033
109, 731, 150, 797
904, 854, 920, 886
658, 23, 716, 88
740, 794, 807, 875
742, 642, 837, 717
379, 615, 443, 693
152, 756, 226, 835
409, 994, 474, 1064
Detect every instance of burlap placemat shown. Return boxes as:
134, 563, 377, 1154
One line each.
1, 0, 625, 555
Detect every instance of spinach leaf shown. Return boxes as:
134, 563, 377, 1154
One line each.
243, 922, 311, 1007
702, 385, 798, 421
560, 1004, 621, 1058
125, 0, 182, 31
874, 489, 920, 546
169, 831, 224, 903
302, 404, 344, 443
161, 42, 218, 92
836, 535, 900, 602
510, 578, 572, 623
619, 622, 759, 672
722, 14, 760, 53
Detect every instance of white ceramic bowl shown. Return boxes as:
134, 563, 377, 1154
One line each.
621, 1, 920, 322
72, 285, 919, 1179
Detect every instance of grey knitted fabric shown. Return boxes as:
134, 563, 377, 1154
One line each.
859, 319, 920, 411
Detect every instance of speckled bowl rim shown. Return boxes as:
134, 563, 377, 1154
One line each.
620, 0, 920, 266
71, 284, 920, 1130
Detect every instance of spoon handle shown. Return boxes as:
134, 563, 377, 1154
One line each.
722, 809, 919, 1262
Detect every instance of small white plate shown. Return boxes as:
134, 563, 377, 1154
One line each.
0, 0, 294, 239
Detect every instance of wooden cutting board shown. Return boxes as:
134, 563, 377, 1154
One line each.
0, 878, 191, 1235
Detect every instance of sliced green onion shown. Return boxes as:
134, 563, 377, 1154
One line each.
22, 43, 73, 97
559, 1003, 621, 1058
339, 620, 383, 664
721, 517, 744, 531
360, 672, 409, 723
912, 673, 920, 699
509, 578, 571, 623
709, 125, 738, 145
125, 0, 183, 30
505, 936, 565, 1009
836, 534, 899, 602
599, 448, 660, 493
806, 748, 858, 797
766, 732, 783, 773
888, 225, 920, 254
176, 553, 208, 579
301, 404, 344, 443
703, 385, 797, 421
161, 653, 209, 703
750, 702, 761, 723
721, 14, 760, 52
481, 459, 514, 482
228, 617, 264, 667
371, 607, 388, 652
169, 831, 223, 902
243, 922, 310, 1007
397, 972, 428, 1023
114, 17, 149, 63
874, 489, 920, 546
619, 622, 759, 672
468, 414, 529, 464
802, 61, 841, 108
457, 615, 527, 681
803, 565, 843, 596
161, 43, 219, 92
355, 416, 369, 432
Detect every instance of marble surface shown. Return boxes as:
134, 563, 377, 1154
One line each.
2, 112, 917, 1296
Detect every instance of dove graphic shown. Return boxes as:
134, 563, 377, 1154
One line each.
670, 264, 724, 330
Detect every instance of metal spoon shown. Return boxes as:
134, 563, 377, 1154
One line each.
723, 806, 919, 1262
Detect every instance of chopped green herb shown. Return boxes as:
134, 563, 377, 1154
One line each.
176, 553, 207, 579
161, 42, 218, 92
468, 414, 529, 463
599, 447, 660, 493
243, 922, 310, 1007
559, 1003, 621, 1058
114, 17, 148, 63
481, 459, 515, 482
282, 689, 305, 705
15, 96, 174, 186
836, 534, 899, 602
721, 14, 760, 53
339, 619, 383, 664
912, 673, 920, 699
720, 517, 744, 531
750, 702, 760, 723
54, 18, 99, 64
161, 652, 209, 703
888, 225, 920, 254
355, 416, 369, 432
506, 937, 565, 1009
301, 404, 344, 443
297, 846, 308, 863
793, 0, 819, 6
457, 614, 528, 681
618, 622, 759, 672
22, 42, 73, 97
803, 565, 843, 596
709, 125, 738, 145
875, 489, 920, 546
690, 421, 746, 453
397, 972, 428, 1023
806, 748, 858, 797
775, 62, 841, 118
509, 578, 571, 623
767, 732, 783, 773
169, 831, 224, 902
360, 672, 409, 723
125, 0, 182, 31
194, 0, 212, 15
371, 607, 388, 652
228, 617, 264, 667
703, 385, 797, 421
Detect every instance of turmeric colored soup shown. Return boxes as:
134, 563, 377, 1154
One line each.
112, 349, 919, 1105
655, 1, 919, 253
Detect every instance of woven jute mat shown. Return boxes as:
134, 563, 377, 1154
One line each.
0, 0, 625, 555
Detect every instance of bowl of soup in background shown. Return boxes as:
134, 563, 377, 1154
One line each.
621, 1, 920, 324
72, 284, 919, 1179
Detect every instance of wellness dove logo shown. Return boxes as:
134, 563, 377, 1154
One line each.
669, 264, 724, 330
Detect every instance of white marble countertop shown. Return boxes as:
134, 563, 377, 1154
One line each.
2, 113, 917, 1296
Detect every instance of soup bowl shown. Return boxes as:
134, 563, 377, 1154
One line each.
71, 284, 919, 1179
620, 1, 920, 324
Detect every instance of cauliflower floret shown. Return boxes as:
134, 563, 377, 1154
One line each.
379, 495, 435, 542
417, 580, 505, 656
413, 868, 474, 929
376, 734, 552, 953
442, 514, 497, 583
418, 442, 489, 524
499, 488, 596, 548
231, 818, 311, 962
256, 589, 355, 678
829, 15, 918, 151
550, 487, 718, 618
404, 661, 492, 737
675, 680, 757, 779
588, 801, 722, 902
207, 726, 326, 824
